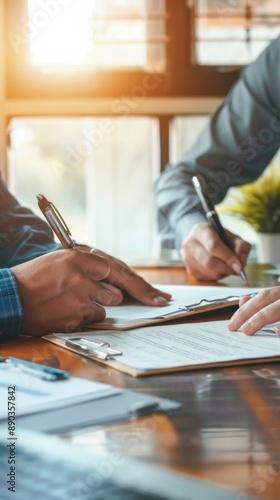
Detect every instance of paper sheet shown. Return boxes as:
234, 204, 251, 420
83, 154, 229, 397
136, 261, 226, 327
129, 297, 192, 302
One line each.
56, 320, 280, 373
103, 285, 262, 321
0, 366, 119, 420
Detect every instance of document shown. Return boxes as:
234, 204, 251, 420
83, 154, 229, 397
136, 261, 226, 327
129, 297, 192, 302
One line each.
0, 365, 119, 420
48, 320, 280, 377
88, 285, 263, 330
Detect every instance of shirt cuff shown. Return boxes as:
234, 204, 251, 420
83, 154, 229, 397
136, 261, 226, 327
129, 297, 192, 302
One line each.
0, 269, 24, 338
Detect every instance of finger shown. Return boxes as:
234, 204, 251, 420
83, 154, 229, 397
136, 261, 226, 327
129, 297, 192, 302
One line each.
108, 265, 171, 305
95, 282, 123, 306
74, 250, 111, 281
121, 277, 171, 306
65, 300, 106, 332
238, 301, 280, 335
87, 250, 171, 305
274, 326, 280, 335
84, 278, 123, 306
183, 242, 233, 281
82, 301, 106, 325
199, 226, 243, 275
228, 288, 280, 333
239, 295, 253, 307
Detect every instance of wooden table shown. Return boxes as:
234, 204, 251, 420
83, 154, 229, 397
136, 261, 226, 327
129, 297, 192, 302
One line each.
1, 263, 280, 499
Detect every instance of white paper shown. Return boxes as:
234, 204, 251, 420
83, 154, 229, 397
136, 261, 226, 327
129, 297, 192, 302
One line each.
103, 285, 263, 321
0, 366, 119, 420
57, 320, 280, 373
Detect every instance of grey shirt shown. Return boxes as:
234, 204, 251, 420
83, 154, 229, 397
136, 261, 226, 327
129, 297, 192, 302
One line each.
155, 36, 280, 253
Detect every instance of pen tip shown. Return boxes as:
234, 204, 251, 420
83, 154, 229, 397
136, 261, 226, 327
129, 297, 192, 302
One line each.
36, 194, 50, 209
240, 269, 249, 285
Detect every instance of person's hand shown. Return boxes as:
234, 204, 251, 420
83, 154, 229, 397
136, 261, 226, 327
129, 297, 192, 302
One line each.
228, 287, 280, 336
88, 248, 171, 306
11, 249, 171, 336
76, 246, 171, 305
181, 222, 251, 281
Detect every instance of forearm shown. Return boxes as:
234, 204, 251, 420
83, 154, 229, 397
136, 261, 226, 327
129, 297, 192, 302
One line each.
0, 268, 23, 337
0, 177, 61, 267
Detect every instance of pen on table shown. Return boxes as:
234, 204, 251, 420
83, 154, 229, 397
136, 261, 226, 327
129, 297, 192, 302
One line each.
192, 175, 249, 284
7, 357, 69, 381
36, 194, 76, 250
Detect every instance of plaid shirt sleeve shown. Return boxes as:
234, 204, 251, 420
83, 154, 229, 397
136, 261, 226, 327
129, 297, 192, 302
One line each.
0, 176, 61, 268
0, 268, 24, 337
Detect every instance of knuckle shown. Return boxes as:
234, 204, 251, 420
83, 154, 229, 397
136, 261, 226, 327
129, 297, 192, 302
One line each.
120, 265, 137, 282
65, 249, 80, 265
206, 238, 220, 254
96, 288, 115, 305
258, 289, 271, 301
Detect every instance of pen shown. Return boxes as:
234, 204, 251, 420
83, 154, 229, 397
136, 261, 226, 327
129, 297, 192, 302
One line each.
7, 357, 69, 381
192, 176, 249, 284
36, 194, 76, 250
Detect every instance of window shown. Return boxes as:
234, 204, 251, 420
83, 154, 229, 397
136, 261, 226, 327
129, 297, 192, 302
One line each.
194, 0, 280, 65
27, 0, 167, 71
3, 1, 280, 262
8, 117, 160, 260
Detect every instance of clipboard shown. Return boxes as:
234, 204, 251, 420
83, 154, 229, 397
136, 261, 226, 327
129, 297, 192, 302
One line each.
44, 318, 280, 378
85, 285, 262, 331
14, 388, 180, 433
89, 295, 241, 330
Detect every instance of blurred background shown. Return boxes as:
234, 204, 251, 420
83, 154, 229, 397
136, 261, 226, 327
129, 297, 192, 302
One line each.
1, 0, 280, 261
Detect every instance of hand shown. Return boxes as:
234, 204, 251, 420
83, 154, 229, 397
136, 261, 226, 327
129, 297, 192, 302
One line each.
228, 287, 280, 336
11, 250, 171, 336
181, 222, 251, 281
89, 248, 171, 306
76, 246, 171, 306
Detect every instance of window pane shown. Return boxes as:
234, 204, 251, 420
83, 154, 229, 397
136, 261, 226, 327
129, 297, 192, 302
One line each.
170, 115, 209, 164
27, 0, 167, 71
8, 117, 160, 261
194, 0, 280, 65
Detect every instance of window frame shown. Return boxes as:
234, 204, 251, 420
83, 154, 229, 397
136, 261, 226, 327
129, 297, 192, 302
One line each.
5, 0, 242, 99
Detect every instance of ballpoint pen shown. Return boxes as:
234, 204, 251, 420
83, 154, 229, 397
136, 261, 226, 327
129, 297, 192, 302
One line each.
1, 357, 69, 381
36, 194, 76, 250
192, 175, 249, 284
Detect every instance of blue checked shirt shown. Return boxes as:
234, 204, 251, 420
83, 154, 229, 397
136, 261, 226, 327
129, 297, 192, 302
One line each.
0, 175, 61, 336
0, 268, 24, 337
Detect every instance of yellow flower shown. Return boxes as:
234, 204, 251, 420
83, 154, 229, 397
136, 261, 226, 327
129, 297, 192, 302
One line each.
218, 163, 280, 233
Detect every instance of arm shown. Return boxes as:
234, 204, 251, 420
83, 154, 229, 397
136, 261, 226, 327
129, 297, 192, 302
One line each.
0, 176, 61, 267
155, 37, 280, 254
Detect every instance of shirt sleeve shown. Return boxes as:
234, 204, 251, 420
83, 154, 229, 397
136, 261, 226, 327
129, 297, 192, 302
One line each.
155, 36, 280, 252
0, 176, 61, 267
0, 268, 24, 337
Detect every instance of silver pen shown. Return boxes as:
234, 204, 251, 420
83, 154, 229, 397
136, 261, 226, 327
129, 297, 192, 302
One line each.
37, 194, 76, 249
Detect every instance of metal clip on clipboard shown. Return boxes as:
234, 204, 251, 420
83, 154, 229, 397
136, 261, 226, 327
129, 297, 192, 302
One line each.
65, 338, 122, 360
177, 295, 239, 313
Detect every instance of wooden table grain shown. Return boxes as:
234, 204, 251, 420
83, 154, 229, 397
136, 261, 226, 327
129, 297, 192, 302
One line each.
1, 263, 280, 499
